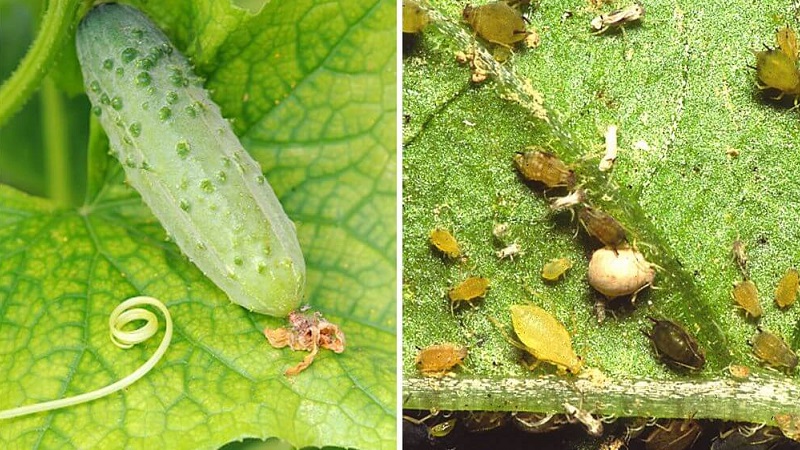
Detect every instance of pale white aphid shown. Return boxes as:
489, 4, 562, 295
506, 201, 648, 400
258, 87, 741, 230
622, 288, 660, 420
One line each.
598, 124, 618, 172
496, 242, 522, 260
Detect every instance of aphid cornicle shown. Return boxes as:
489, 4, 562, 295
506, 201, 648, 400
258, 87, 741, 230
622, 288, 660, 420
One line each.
513, 149, 576, 188
775, 267, 798, 308
507, 304, 582, 374
643, 317, 705, 371
415, 343, 468, 377
462, 2, 529, 49
429, 228, 461, 258
732, 279, 762, 319
579, 206, 627, 249
590, 3, 644, 34
750, 328, 798, 372
447, 277, 490, 312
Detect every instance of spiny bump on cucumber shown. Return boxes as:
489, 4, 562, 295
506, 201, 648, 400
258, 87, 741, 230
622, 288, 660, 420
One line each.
77, 3, 306, 317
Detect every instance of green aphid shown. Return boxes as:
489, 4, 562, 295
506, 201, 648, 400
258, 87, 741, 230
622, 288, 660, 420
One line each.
462, 2, 529, 49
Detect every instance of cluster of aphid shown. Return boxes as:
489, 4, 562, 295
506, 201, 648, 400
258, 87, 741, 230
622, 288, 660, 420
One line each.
729, 239, 798, 373
402, 0, 644, 82
753, 26, 800, 105
403, 409, 800, 450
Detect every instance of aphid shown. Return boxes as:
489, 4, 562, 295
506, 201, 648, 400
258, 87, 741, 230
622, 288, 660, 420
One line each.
428, 418, 458, 438
732, 239, 748, 278
496, 242, 522, 260
429, 228, 461, 258
462, 2, 530, 49
774, 414, 800, 442
448, 277, 490, 312
564, 403, 603, 437
513, 149, 575, 188
753, 47, 800, 102
415, 343, 468, 377
549, 189, 586, 211
732, 280, 762, 319
511, 412, 569, 434
775, 267, 798, 308
642, 317, 705, 371
579, 207, 627, 249
542, 257, 572, 281
777, 25, 799, 63
492, 222, 509, 239
727, 364, 750, 379
713, 424, 784, 450
590, 3, 645, 34
264, 310, 346, 376
643, 419, 701, 450
402, 0, 430, 34
495, 304, 582, 374
461, 411, 508, 432
598, 124, 618, 172
587, 246, 655, 300
750, 327, 798, 372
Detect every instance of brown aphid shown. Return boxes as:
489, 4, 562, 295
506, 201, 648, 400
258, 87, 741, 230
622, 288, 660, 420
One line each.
590, 3, 645, 34
448, 276, 490, 312
588, 246, 655, 300
402, 0, 430, 34
643, 419, 701, 450
506, 304, 582, 374
542, 257, 572, 281
579, 206, 627, 248
416, 343, 468, 377
777, 25, 799, 64
732, 280, 762, 319
775, 268, 798, 308
643, 317, 705, 371
750, 328, 798, 372
429, 228, 461, 258
462, 2, 529, 49
513, 149, 575, 188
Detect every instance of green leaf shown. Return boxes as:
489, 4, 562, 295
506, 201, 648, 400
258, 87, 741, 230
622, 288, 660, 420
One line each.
0, 0, 396, 448
403, 0, 800, 424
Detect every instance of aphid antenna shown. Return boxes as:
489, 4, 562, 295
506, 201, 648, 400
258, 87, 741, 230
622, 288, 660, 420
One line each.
487, 316, 528, 353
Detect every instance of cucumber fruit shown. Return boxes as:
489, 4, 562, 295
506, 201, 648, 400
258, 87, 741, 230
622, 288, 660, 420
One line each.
76, 4, 305, 317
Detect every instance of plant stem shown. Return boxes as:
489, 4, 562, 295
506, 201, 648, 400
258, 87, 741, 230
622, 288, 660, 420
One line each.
40, 77, 72, 207
0, 0, 87, 129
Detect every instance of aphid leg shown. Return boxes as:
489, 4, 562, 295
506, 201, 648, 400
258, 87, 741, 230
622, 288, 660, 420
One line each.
738, 422, 766, 438
488, 316, 530, 352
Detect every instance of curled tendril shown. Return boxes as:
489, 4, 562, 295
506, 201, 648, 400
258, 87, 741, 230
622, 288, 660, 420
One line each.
0, 296, 172, 420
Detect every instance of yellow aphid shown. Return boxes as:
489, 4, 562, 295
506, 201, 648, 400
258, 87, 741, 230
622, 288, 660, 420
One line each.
750, 328, 798, 372
775, 268, 798, 308
429, 228, 461, 258
402, 0, 430, 34
509, 304, 582, 374
732, 279, 762, 319
448, 277, 490, 312
777, 25, 798, 63
462, 2, 529, 49
753, 48, 800, 100
416, 343, 468, 377
542, 257, 572, 281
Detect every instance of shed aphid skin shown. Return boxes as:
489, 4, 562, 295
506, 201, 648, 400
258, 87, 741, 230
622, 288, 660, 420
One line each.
732, 279, 762, 319
598, 124, 618, 172
496, 242, 522, 260
549, 189, 586, 211
415, 343, 468, 377
590, 3, 644, 34
513, 149, 576, 188
775, 267, 799, 308
447, 277, 490, 313
588, 246, 655, 300
579, 207, 627, 249
643, 317, 705, 371
429, 228, 461, 258
264, 310, 346, 376
403, 0, 430, 34
461, 411, 508, 432
643, 419, 701, 450
462, 2, 530, 49
750, 328, 798, 372
732, 239, 748, 278
542, 257, 572, 281
563, 403, 603, 437
491, 304, 582, 374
